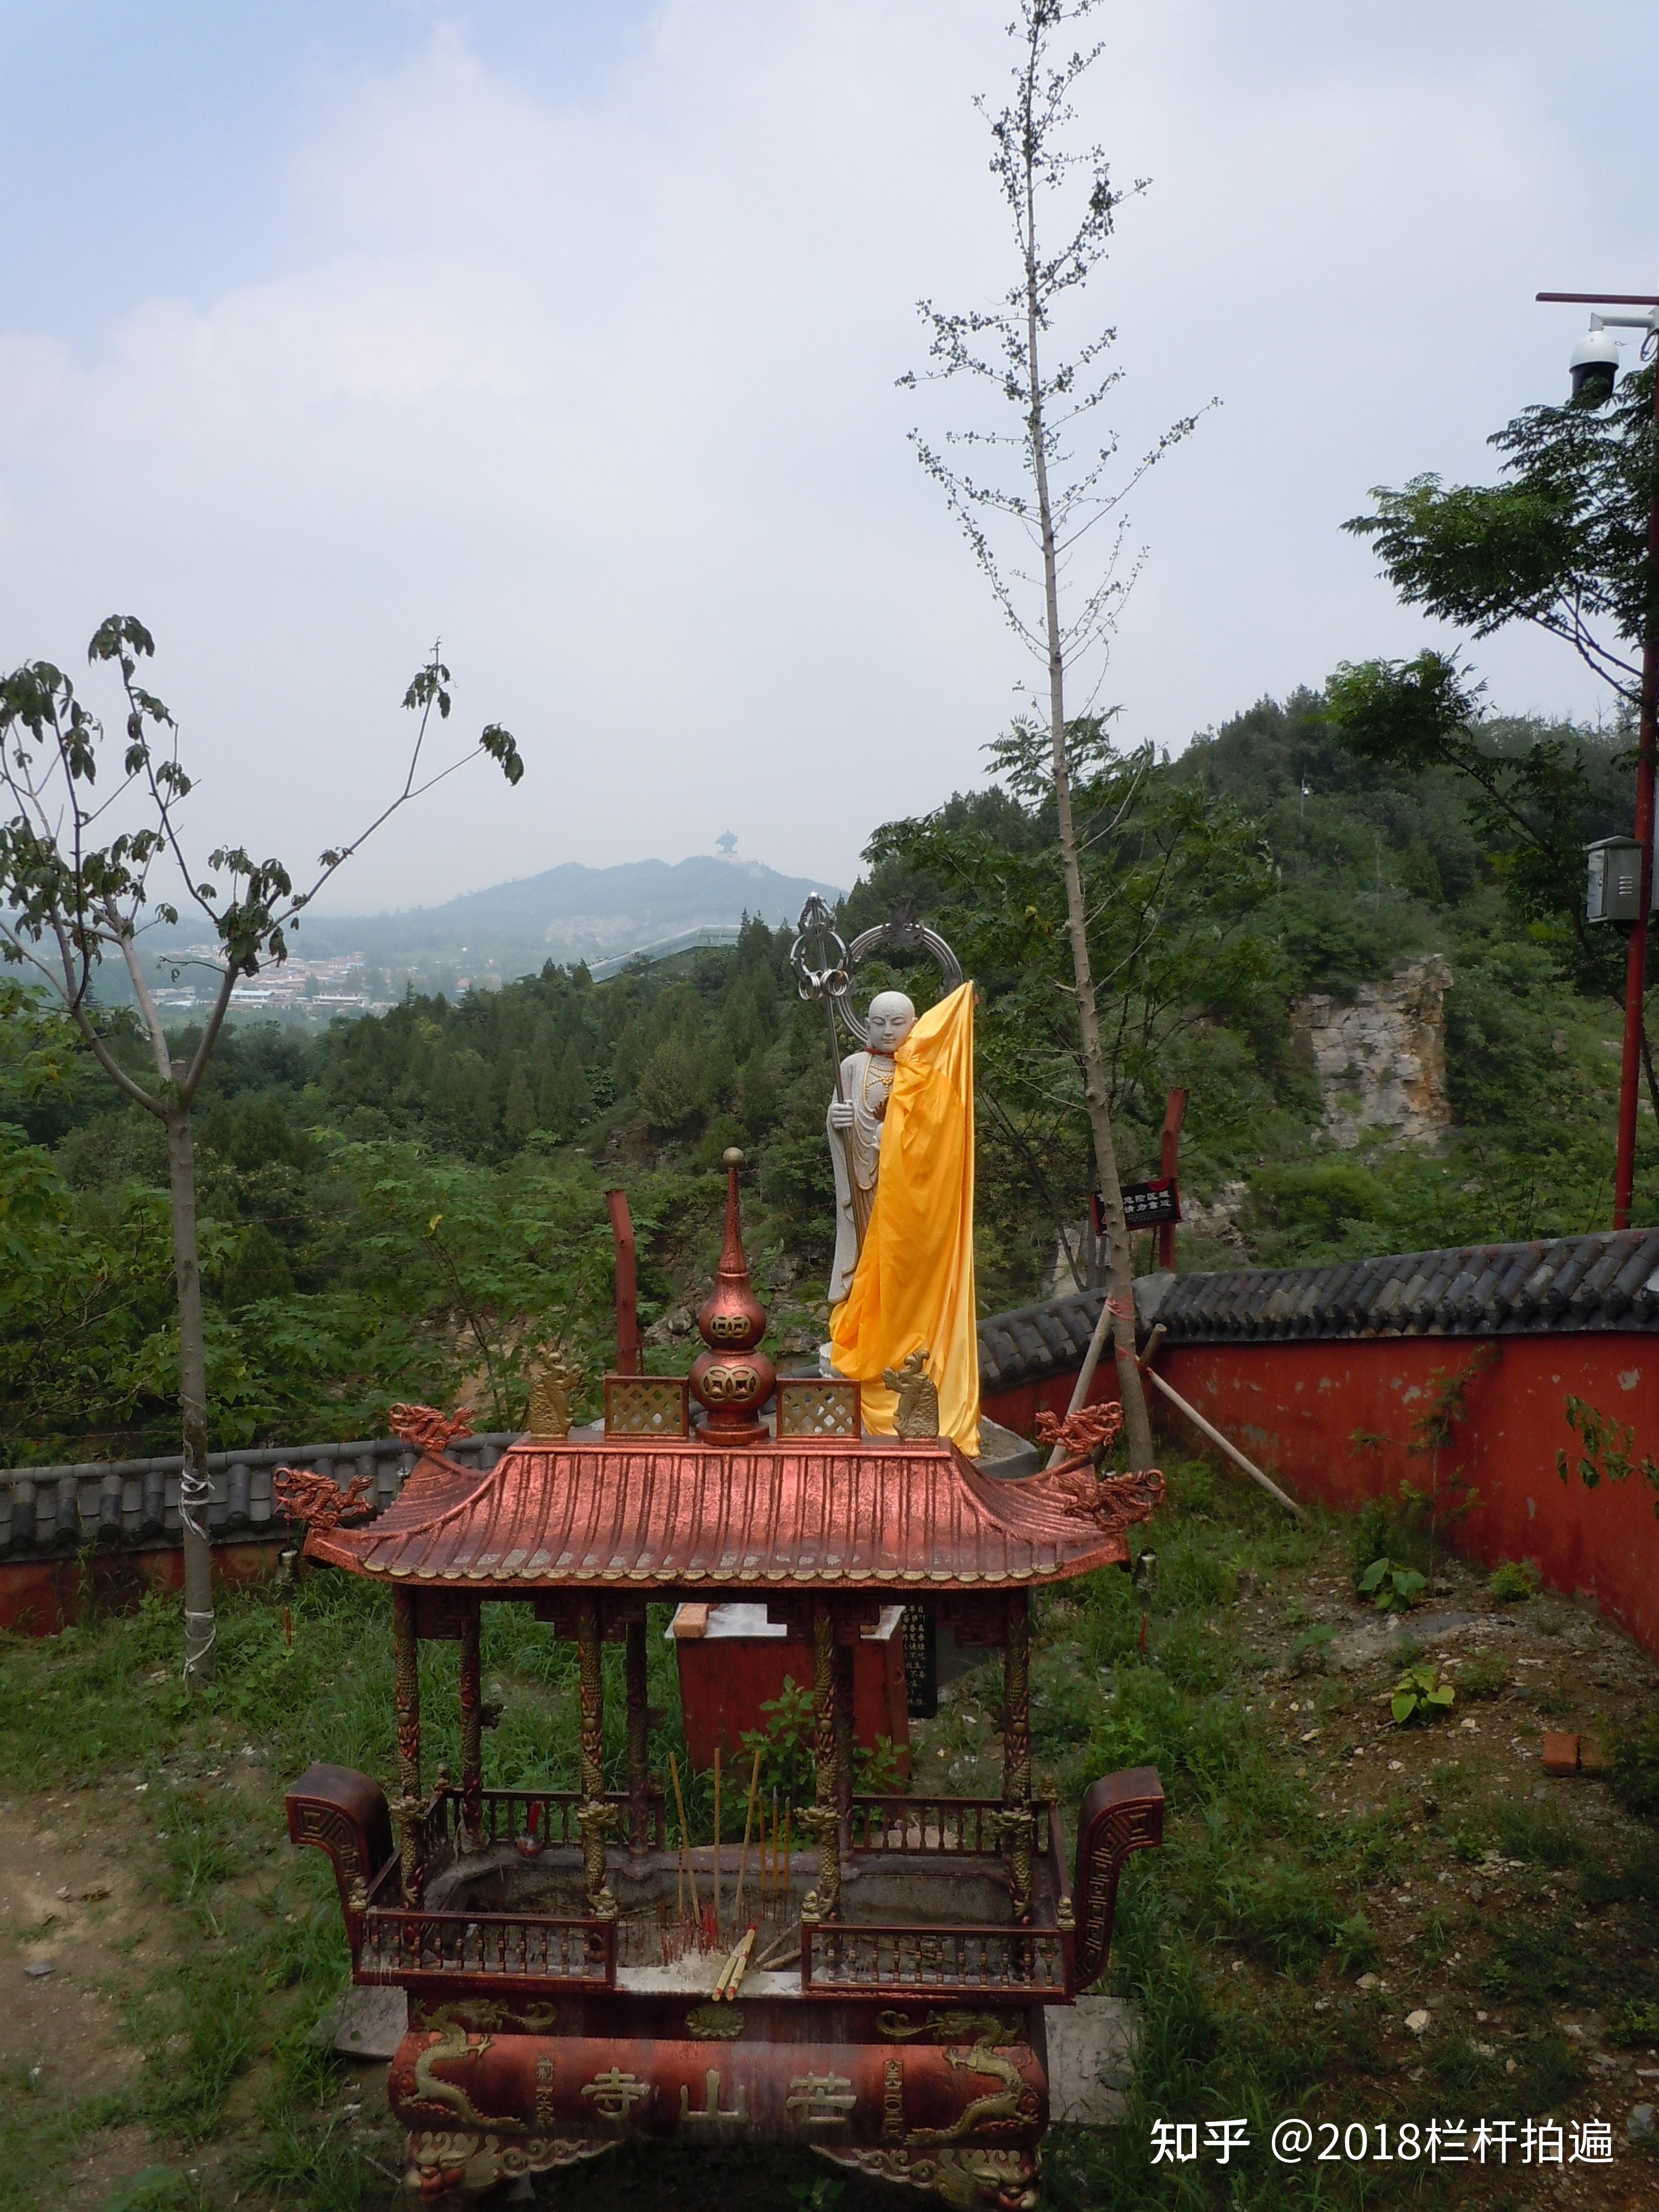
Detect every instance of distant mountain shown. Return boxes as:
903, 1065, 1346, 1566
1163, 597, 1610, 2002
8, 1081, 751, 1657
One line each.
296, 856, 844, 981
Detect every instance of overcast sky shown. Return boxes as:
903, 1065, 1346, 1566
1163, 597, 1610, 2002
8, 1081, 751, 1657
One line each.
3, 1, 1655, 916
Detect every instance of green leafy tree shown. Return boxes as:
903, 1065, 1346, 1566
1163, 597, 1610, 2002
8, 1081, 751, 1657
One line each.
902, 0, 1205, 1465
0, 622, 522, 1682
867, 732, 1276, 1289
1337, 360, 1659, 1116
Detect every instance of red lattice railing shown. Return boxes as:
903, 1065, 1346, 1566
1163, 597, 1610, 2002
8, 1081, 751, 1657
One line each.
359, 1907, 614, 1986
847, 1795, 1053, 1858
420, 1786, 665, 1860
800, 1921, 1069, 1997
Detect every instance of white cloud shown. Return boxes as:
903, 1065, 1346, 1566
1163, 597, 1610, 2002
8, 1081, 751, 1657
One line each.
1, 1, 1653, 917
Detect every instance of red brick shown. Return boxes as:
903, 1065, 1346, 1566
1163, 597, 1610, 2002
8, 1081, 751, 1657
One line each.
1541, 1732, 1580, 1776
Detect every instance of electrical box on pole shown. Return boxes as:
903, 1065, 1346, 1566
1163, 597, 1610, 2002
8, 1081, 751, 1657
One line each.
1585, 837, 1656, 924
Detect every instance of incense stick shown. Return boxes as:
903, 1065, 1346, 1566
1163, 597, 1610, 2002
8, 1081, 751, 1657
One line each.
733, 1745, 762, 1926
712, 1745, 722, 1939
751, 1920, 801, 1974
668, 1753, 699, 1916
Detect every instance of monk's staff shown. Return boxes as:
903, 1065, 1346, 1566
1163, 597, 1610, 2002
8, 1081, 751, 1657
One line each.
791, 894, 871, 1250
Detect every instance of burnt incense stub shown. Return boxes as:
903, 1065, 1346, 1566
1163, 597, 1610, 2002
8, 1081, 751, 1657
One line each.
688, 1148, 776, 1441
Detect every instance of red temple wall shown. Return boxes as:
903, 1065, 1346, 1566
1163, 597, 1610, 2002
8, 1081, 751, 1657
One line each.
986, 1332, 1659, 1663
0, 1537, 291, 1637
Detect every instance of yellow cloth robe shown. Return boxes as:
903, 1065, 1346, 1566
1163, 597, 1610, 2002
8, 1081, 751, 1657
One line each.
830, 981, 980, 1456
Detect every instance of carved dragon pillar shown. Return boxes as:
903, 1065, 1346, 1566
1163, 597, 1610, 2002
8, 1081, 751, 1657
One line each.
391, 1585, 424, 1904
999, 1591, 1034, 1923
576, 1597, 618, 1919
801, 1601, 842, 1922
458, 1598, 484, 1851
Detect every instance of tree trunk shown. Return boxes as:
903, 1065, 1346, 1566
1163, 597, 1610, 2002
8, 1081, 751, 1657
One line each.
1023, 169, 1155, 1473
165, 1069, 216, 1685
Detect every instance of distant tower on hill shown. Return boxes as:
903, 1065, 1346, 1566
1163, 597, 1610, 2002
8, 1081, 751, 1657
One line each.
715, 830, 738, 858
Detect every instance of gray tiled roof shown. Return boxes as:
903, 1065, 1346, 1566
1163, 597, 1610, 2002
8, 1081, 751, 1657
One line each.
975, 1226, 1659, 1395
0, 1434, 517, 1564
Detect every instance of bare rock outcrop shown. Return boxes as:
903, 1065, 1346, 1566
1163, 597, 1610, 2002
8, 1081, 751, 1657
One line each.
1293, 956, 1451, 1150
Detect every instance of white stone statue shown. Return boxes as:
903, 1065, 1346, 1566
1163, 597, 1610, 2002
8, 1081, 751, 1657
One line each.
826, 989, 917, 1305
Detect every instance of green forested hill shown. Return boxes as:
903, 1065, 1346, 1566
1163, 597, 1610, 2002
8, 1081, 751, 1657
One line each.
2, 687, 1650, 1464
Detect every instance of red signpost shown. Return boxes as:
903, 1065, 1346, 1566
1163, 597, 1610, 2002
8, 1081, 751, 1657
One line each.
605, 1186, 643, 1374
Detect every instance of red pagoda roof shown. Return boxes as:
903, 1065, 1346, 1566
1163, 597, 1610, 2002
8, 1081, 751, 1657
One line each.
302, 1434, 1156, 1594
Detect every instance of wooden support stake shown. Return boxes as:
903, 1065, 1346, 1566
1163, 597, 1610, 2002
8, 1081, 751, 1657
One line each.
1139, 1331, 1308, 1522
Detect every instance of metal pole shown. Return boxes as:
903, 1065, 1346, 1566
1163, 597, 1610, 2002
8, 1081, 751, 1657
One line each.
1614, 367, 1659, 1228
1537, 292, 1659, 1226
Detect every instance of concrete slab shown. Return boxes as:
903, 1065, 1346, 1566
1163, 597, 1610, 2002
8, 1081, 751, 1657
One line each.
325, 1983, 408, 2059
1046, 1994, 1137, 2125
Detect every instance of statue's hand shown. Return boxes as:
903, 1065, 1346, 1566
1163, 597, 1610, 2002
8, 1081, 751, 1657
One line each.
827, 1100, 855, 1131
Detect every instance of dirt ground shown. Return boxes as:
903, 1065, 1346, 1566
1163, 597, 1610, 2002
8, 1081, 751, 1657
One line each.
0, 1794, 153, 2207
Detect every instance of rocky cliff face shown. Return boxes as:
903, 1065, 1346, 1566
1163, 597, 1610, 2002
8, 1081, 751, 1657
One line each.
1293, 955, 1452, 1150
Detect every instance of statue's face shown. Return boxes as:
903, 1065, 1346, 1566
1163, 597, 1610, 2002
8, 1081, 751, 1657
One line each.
866, 991, 917, 1053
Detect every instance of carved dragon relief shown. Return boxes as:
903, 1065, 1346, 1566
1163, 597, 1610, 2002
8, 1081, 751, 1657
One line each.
816, 2145, 1039, 2211
405, 2128, 618, 2200
1024, 1401, 1165, 1541
409, 2023, 524, 2134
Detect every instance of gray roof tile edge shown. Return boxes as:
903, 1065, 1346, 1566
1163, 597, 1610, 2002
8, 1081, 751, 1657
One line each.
973, 1226, 1659, 1393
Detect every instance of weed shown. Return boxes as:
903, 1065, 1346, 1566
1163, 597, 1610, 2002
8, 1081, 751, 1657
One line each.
1454, 1649, 1509, 1697
1358, 1558, 1426, 1613
1426, 2028, 1498, 2099
1513, 2026, 1588, 2109
98, 2174, 190, 2212
1613, 1715, 1659, 1822
1608, 2000, 1659, 2049
1332, 1912, 1381, 1974
1580, 1831, 1659, 1909
1217, 1858, 1349, 1973
1289, 1624, 1336, 1676
1488, 1559, 1541, 1603
1478, 1917, 1588, 2006
1391, 1664, 1455, 1725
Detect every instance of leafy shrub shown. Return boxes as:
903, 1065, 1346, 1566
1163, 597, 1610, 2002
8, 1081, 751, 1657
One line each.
1489, 1558, 1541, 1603
738, 1675, 815, 1806
1359, 1557, 1426, 1612
1391, 1664, 1455, 1725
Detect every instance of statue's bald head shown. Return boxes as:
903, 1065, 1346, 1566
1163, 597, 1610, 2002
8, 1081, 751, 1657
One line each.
867, 991, 917, 1054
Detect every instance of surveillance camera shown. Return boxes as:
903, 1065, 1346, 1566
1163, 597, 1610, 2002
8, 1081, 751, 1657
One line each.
1569, 325, 1620, 405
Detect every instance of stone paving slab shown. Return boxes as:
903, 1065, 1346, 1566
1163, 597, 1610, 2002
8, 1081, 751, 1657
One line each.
1046, 1994, 1137, 2125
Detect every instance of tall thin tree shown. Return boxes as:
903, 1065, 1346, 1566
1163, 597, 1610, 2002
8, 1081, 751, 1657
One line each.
904, 0, 1203, 1465
0, 621, 523, 1682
